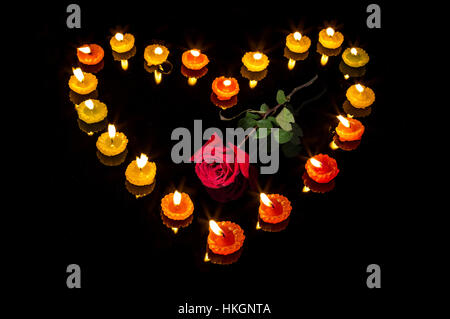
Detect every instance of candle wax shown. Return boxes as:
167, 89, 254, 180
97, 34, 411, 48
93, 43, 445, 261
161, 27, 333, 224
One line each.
125, 160, 157, 186
305, 154, 339, 184
242, 52, 269, 72
161, 192, 194, 220
76, 99, 107, 124
212, 76, 239, 100
285, 33, 311, 53
110, 33, 135, 53
77, 44, 104, 65
336, 117, 365, 141
144, 44, 169, 66
346, 85, 375, 108
68, 71, 98, 95
96, 131, 128, 156
318, 29, 344, 49
342, 47, 369, 68
207, 221, 245, 255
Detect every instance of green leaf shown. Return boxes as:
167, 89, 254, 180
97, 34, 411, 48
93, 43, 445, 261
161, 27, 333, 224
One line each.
274, 128, 293, 144
245, 112, 261, 120
254, 127, 271, 139
276, 90, 287, 104
256, 119, 273, 128
275, 107, 295, 131
254, 119, 273, 139
260, 103, 269, 113
238, 117, 257, 129
267, 116, 277, 125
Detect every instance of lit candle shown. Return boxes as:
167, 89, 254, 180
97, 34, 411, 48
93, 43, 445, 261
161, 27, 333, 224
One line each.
318, 27, 344, 49
125, 153, 157, 186
346, 84, 375, 108
207, 220, 245, 255
320, 54, 329, 66
96, 124, 128, 156
154, 69, 162, 85
335, 115, 365, 141
212, 76, 240, 101
181, 49, 209, 70
305, 154, 339, 184
342, 47, 369, 68
144, 44, 169, 66
68, 67, 98, 95
75, 99, 107, 124
161, 190, 194, 220
110, 32, 135, 53
77, 44, 104, 65
259, 193, 292, 224
286, 31, 311, 53
242, 51, 269, 72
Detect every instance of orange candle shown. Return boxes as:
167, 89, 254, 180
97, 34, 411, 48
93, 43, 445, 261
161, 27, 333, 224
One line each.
207, 220, 245, 255
211, 76, 239, 101
305, 154, 339, 184
346, 84, 375, 108
335, 115, 365, 141
161, 190, 194, 220
259, 193, 292, 224
77, 44, 104, 65
181, 49, 209, 70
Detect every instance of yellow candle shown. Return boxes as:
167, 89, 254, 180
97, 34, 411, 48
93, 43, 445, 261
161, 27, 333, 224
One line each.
242, 51, 269, 72
286, 31, 311, 53
346, 84, 375, 108
342, 47, 369, 68
144, 44, 169, 66
125, 153, 157, 186
68, 67, 98, 95
96, 124, 128, 156
75, 99, 107, 124
318, 27, 344, 49
110, 32, 135, 53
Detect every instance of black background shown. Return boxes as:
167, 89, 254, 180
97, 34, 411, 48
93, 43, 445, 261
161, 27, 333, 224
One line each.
24, 0, 418, 316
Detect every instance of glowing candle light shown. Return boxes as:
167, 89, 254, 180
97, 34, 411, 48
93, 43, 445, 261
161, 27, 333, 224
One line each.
161, 190, 194, 221
144, 44, 169, 66
320, 54, 329, 66
346, 83, 375, 108
76, 44, 104, 65
318, 27, 344, 49
181, 49, 209, 70
108, 123, 116, 144
242, 51, 269, 72
75, 99, 107, 124
69, 67, 98, 95
288, 58, 296, 70
96, 124, 128, 156
188, 77, 197, 86
121, 59, 128, 70
258, 193, 292, 224
305, 154, 339, 184
342, 47, 369, 68
207, 220, 245, 255
212, 76, 239, 101
125, 153, 156, 186
335, 115, 365, 141
286, 31, 311, 53
110, 32, 135, 53
249, 80, 258, 88
154, 69, 162, 84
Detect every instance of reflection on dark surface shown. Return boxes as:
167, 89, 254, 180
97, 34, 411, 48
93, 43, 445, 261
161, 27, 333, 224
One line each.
78, 59, 104, 73
112, 45, 137, 61
210, 92, 238, 109
339, 61, 366, 79
181, 65, 208, 86
69, 89, 98, 105
332, 133, 361, 151
205, 245, 244, 265
125, 179, 156, 198
257, 215, 290, 232
160, 211, 194, 233
96, 149, 128, 166
240, 65, 268, 88
77, 118, 107, 136
343, 100, 372, 118
316, 43, 342, 57
302, 171, 336, 194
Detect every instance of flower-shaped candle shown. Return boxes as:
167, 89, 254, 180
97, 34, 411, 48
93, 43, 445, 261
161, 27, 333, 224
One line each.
144, 44, 169, 66
76, 99, 107, 124
305, 154, 339, 184
346, 84, 375, 108
161, 190, 194, 220
335, 115, 365, 141
286, 31, 311, 54
207, 220, 245, 255
342, 47, 369, 68
96, 124, 128, 156
318, 27, 344, 49
242, 51, 269, 72
77, 44, 104, 65
259, 193, 292, 224
125, 153, 157, 186
68, 67, 98, 95
110, 32, 135, 53
182, 49, 209, 70
212, 77, 239, 101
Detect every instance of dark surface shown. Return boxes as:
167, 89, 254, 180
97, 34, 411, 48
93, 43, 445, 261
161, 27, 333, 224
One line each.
29, 0, 413, 315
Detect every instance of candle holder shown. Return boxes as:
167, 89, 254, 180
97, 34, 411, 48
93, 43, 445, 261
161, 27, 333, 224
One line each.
96, 149, 128, 166
302, 171, 335, 194
125, 179, 156, 198
342, 100, 372, 118
77, 118, 107, 136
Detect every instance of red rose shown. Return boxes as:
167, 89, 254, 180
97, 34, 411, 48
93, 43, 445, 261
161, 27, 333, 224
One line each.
192, 133, 249, 189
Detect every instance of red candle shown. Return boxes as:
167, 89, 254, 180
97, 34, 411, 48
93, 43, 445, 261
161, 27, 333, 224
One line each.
305, 154, 339, 183
77, 44, 104, 65
207, 220, 245, 255
259, 193, 292, 224
335, 115, 365, 141
212, 76, 240, 101
181, 49, 209, 70
161, 190, 194, 220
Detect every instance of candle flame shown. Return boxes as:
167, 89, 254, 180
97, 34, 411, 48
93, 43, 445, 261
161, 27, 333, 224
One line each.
344, 74, 350, 80
326, 27, 335, 37
78, 45, 91, 54
209, 220, 224, 236
260, 193, 273, 207
355, 84, 364, 93
85, 99, 94, 110
256, 221, 261, 230
121, 59, 128, 70
350, 47, 358, 55
154, 46, 163, 55
302, 185, 311, 193
320, 54, 329, 66
204, 251, 210, 262
190, 49, 200, 57
223, 79, 231, 87
249, 80, 258, 89
136, 153, 148, 169
173, 190, 182, 205
253, 52, 263, 60
288, 59, 296, 70
108, 124, 116, 139
310, 157, 322, 168
154, 70, 162, 84
172, 227, 179, 234
73, 67, 84, 82
293, 31, 302, 41
115, 33, 124, 41
337, 115, 350, 128
188, 77, 197, 86
329, 140, 339, 150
